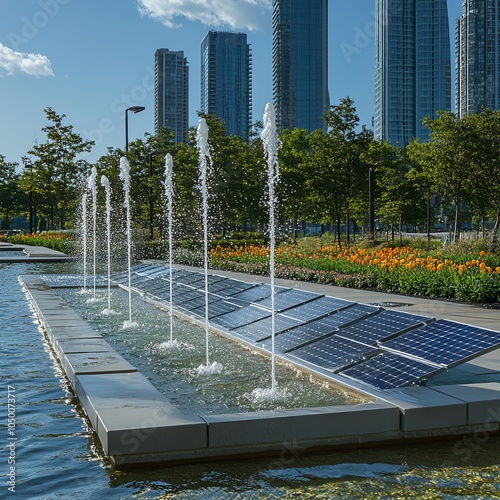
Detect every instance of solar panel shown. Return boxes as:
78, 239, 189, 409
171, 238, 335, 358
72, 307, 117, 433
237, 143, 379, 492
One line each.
232, 314, 302, 342
255, 289, 322, 312
339, 352, 440, 390
211, 305, 271, 329
213, 280, 256, 298
380, 319, 500, 367
178, 293, 221, 312
171, 271, 199, 284
229, 283, 288, 306
134, 264, 163, 275
289, 336, 378, 372
282, 296, 354, 322
336, 309, 432, 345
144, 267, 172, 278
262, 319, 339, 353
138, 277, 167, 292
190, 300, 240, 319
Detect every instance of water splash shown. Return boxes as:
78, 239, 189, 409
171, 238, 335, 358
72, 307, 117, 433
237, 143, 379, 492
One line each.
196, 118, 219, 371
100, 174, 115, 315
261, 102, 280, 393
250, 386, 290, 404
163, 153, 175, 343
80, 190, 88, 293
87, 166, 98, 300
119, 156, 135, 328
196, 361, 223, 375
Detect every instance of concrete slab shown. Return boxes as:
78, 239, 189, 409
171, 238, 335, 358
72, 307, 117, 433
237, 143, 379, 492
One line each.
432, 383, 500, 426
62, 351, 136, 385
383, 386, 467, 432
203, 402, 400, 450
74, 372, 207, 457
55, 338, 115, 357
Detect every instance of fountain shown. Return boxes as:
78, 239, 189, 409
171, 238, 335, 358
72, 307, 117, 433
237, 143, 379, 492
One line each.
100, 174, 115, 315
160, 153, 178, 348
118, 156, 137, 329
255, 102, 283, 399
87, 166, 98, 301
80, 190, 88, 293
196, 118, 222, 374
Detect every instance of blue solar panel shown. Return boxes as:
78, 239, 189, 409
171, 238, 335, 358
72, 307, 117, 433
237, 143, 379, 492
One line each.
227, 284, 275, 305
283, 296, 354, 322
213, 280, 257, 298
380, 319, 500, 367
211, 305, 271, 329
339, 352, 440, 390
232, 314, 302, 342
190, 300, 240, 319
264, 320, 339, 353
255, 289, 322, 312
336, 309, 431, 345
289, 336, 378, 372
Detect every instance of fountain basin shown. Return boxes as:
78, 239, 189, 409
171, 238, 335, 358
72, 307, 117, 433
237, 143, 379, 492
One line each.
20, 272, 500, 467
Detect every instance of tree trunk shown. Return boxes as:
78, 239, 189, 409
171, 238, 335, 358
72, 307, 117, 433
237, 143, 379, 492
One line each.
492, 210, 500, 253
453, 199, 460, 242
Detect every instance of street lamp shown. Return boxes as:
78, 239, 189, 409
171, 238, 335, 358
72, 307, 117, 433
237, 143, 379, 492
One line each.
125, 106, 145, 151
21, 156, 33, 234
148, 149, 166, 240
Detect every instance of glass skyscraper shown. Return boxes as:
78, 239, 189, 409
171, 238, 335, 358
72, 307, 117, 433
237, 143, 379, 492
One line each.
154, 49, 189, 144
200, 31, 252, 140
272, 0, 329, 133
456, 0, 500, 118
374, 0, 451, 145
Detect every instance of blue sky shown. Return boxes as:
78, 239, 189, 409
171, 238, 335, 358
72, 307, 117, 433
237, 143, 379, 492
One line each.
0, 0, 462, 167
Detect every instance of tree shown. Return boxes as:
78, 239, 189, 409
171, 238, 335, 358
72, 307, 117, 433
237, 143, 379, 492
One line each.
412, 111, 477, 241
308, 97, 372, 245
23, 108, 94, 230
277, 128, 311, 241
0, 156, 21, 230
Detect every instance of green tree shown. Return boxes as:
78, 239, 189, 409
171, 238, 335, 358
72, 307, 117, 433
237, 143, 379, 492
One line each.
277, 128, 311, 241
23, 108, 94, 229
0, 156, 21, 230
411, 111, 477, 241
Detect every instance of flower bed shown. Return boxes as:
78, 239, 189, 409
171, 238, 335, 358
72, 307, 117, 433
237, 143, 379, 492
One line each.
209, 244, 500, 304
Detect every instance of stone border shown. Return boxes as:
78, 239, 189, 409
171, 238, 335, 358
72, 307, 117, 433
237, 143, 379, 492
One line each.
20, 274, 500, 467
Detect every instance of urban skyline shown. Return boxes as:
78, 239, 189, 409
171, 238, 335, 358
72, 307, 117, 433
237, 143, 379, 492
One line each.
200, 31, 252, 139
154, 48, 189, 143
374, 0, 452, 146
456, 0, 500, 118
0, 2, 463, 166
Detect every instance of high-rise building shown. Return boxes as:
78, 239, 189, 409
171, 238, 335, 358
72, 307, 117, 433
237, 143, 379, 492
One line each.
374, 0, 451, 145
272, 0, 329, 133
200, 31, 252, 139
456, 0, 500, 118
154, 49, 189, 143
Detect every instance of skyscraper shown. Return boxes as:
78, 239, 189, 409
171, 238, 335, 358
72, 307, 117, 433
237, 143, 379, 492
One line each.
154, 49, 189, 143
272, 0, 329, 133
456, 0, 500, 118
374, 0, 451, 145
200, 31, 252, 139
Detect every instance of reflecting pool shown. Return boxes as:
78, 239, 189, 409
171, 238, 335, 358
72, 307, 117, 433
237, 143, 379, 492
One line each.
2, 261, 500, 499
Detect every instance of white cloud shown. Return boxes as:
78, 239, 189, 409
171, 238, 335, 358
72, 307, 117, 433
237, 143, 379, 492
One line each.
0, 43, 54, 77
137, 0, 272, 31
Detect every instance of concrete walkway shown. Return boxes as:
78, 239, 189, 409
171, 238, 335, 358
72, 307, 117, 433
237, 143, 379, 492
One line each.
0, 242, 71, 262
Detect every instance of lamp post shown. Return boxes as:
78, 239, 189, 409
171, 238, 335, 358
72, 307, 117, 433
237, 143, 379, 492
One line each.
148, 149, 166, 240
21, 156, 33, 234
369, 167, 375, 241
125, 106, 145, 151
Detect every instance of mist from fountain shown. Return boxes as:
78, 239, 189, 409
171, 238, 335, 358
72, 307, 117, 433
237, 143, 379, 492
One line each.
80, 190, 88, 293
196, 118, 222, 375
119, 157, 137, 329
159, 153, 179, 349
253, 102, 285, 401
87, 166, 99, 302
100, 174, 115, 316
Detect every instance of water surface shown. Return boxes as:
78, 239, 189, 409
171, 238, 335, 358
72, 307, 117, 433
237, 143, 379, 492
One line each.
1, 262, 499, 499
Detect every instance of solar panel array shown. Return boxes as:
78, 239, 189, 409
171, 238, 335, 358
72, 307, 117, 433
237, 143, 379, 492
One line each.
111, 264, 500, 391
